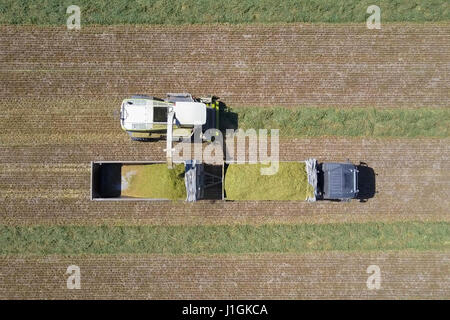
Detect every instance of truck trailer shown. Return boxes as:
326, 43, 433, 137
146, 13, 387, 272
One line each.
91, 159, 364, 202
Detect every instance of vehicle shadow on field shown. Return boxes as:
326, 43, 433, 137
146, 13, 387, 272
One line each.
356, 162, 377, 202
219, 101, 239, 163
219, 101, 238, 132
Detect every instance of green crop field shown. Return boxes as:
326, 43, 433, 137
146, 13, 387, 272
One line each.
227, 106, 450, 138
0, 0, 448, 25
1, 222, 448, 255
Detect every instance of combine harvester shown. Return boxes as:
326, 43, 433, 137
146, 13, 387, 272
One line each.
92, 93, 373, 202
120, 93, 219, 167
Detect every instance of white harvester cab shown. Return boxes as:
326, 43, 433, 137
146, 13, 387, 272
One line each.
121, 95, 206, 133
173, 101, 207, 125
120, 93, 219, 168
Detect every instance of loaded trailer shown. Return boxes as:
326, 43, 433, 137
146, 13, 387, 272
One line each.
91, 159, 363, 202
91, 161, 223, 201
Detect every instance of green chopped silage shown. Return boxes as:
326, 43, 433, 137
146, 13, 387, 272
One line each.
121, 164, 186, 200
225, 162, 314, 201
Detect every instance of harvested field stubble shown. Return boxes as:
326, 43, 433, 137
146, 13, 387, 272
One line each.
1, 24, 449, 107
1, 252, 448, 299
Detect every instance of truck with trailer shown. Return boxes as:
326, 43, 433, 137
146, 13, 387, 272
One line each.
91, 159, 370, 202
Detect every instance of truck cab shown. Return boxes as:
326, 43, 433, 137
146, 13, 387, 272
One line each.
319, 162, 359, 201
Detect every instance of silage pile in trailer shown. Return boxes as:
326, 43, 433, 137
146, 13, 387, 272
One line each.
225, 162, 315, 201
121, 164, 186, 200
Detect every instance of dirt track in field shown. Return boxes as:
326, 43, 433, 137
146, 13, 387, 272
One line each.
1, 24, 449, 107
1, 252, 448, 299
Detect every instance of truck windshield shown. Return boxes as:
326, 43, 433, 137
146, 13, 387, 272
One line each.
154, 107, 168, 123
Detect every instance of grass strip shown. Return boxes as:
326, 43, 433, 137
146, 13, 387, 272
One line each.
2, 97, 448, 138
1, 222, 448, 255
0, 0, 448, 25
224, 106, 450, 138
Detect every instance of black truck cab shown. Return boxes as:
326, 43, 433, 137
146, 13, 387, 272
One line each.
318, 162, 359, 201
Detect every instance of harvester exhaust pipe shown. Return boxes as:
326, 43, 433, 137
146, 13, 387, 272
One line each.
165, 109, 176, 169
